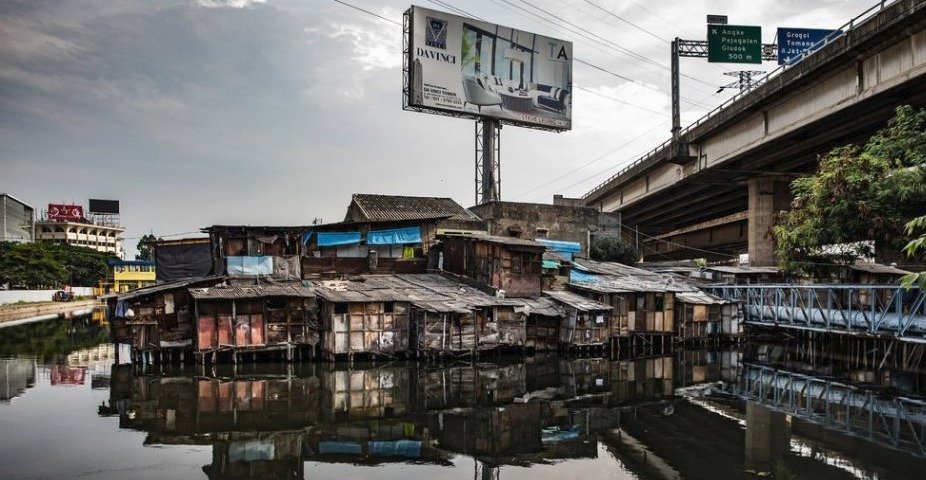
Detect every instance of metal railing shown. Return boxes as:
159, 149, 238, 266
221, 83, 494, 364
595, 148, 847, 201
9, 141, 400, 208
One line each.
727, 362, 926, 457
711, 284, 926, 341
583, 0, 897, 201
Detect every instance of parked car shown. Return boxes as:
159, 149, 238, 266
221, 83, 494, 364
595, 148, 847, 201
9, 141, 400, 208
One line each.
53, 290, 75, 302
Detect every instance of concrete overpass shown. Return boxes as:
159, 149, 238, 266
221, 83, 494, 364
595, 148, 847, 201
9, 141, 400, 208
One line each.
582, 0, 926, 265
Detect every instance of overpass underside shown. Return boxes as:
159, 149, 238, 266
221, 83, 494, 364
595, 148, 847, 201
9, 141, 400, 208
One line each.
586, 0, 926, 264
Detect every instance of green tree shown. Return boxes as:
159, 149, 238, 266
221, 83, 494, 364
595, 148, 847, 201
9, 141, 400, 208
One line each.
0, 241, 112, 288
901, 215, 926, 289
590, 236, 638, 264
773, 105, 926, 275
136, 234, 161, 260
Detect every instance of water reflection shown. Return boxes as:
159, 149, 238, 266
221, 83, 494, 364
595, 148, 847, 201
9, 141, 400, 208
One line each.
4, 312, 926, 479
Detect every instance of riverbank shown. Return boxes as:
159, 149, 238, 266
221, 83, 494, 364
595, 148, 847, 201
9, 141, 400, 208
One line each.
0, 299, 101, 324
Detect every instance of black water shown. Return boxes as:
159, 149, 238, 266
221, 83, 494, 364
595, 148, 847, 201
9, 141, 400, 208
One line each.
2, 310, 926, 480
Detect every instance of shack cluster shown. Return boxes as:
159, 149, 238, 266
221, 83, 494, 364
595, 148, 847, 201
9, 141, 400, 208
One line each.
108, 194, 742, 363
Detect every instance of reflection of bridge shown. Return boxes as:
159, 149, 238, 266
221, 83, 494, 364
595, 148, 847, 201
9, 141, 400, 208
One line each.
726, 362, 926, 458
712, 284, 926, 342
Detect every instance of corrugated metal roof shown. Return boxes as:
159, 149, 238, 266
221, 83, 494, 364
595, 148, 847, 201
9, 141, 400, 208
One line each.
350, 194, 482, 222
675, 291, 732, 305
849, 263, 911, 275
311, 274, 538, 314
543, 290, 610, 311
570, 259, 698, 293
116, 276, 224, 301
189, 284, 316, 300
707, 266, 779, 274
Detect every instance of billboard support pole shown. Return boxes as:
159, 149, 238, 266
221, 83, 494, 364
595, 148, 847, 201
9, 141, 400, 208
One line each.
671, 37, 681, 143
475, 118, 501, 205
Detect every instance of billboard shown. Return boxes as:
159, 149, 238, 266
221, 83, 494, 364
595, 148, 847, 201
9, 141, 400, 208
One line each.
47, 204, 83, 221
405, 5, 573, 131
777, 28, 841, 65
88, 198, 120, 214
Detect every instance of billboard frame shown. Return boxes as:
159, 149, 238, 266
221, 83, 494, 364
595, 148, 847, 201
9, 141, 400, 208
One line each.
401, 6, 571, 133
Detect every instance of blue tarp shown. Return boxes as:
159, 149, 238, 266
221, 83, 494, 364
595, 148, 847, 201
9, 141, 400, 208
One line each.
569, 268, 602, 284
542, 259, 561, 270
316, 231, 361, 247
535, 239, 582, 260
318, 441, 362, 455
368, 440, 422, 458
367, 226, 422, 245
227, 256, 273, 276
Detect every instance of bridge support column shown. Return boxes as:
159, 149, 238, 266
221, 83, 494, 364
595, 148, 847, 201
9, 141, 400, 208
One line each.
747, 177, 792, 266
745, 402, 790, 472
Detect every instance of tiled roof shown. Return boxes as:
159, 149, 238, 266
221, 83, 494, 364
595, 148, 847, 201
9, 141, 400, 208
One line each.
349, 194, 481, 222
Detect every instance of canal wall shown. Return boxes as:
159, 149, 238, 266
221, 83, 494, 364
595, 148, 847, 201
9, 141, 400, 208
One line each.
0, 288, 95, 305
0, 299, 100, 324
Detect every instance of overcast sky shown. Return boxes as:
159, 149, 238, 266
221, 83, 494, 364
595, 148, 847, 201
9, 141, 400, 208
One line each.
1, 0, 872, 256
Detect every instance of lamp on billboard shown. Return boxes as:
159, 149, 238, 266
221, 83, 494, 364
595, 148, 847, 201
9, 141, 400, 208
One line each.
403, 5, 573, 205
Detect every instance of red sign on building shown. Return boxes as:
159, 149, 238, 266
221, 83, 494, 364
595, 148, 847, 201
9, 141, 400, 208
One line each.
47, 204, 83, 221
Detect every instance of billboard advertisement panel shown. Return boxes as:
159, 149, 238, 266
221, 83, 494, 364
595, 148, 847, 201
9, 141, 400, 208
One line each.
47, 204, 83, 221
88, 199, 120, 214
405, 5, 573, 131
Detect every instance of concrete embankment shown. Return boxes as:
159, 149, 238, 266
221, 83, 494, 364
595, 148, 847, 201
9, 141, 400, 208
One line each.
0, 299, 101, 324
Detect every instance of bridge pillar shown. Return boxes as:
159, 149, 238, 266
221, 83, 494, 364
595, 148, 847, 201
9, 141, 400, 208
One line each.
747, 177, 792, 266
745, 402, 790, 472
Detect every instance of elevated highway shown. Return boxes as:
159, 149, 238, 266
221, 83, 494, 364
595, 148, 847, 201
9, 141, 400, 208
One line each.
582, 0, 926, 264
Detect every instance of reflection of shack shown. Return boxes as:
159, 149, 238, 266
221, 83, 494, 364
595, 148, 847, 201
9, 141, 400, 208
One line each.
440, 234, 546, 298
674, 291, 741, 343
314, 277, 413, 360
544, 290, 611, 350
319, 366, 410, 423
433, 403, 544, 458
415, 363, 527, 410
569, 260, 693, 353
305, 420, 448, 466
109, 277, 223, 362
561, 358, 611, 397
203, 431, 304, 480
189, 284, 319, 363
111, 370, 322, 436
610, 356, 674, 403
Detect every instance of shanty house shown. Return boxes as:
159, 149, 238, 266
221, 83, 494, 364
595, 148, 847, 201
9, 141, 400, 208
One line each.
313, 276, 415, 359
674, 291, 740, 341
189, 284, 319, 361
203, 225, 306, 281
440, 234, 546, 298
108, 277, 223, 359
543, 290, 612, 348
344, 193, 485, 234
567, 259, 697, 337
302, 219, 433, 276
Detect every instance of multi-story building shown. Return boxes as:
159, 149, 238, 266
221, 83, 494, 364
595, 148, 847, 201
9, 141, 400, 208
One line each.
100, 259, 156, 294
34, 219, 125, 257
0, 194, 35, 243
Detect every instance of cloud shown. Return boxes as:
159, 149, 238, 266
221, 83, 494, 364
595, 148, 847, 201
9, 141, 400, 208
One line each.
196, 0, 267, 8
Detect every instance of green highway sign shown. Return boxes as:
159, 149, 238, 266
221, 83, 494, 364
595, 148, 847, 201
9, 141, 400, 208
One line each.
708, 24, 762, 64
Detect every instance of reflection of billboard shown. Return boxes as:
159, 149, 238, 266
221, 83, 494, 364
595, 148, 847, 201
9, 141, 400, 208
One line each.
47, 204, 83, 221
405, 6, 573, 131
88, 199, 119, 214
50, 366, 86, 386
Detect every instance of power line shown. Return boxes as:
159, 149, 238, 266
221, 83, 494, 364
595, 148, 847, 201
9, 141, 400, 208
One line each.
331, 0, 400, 26
582, 0, 668, 44
573, 85, 665, 116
